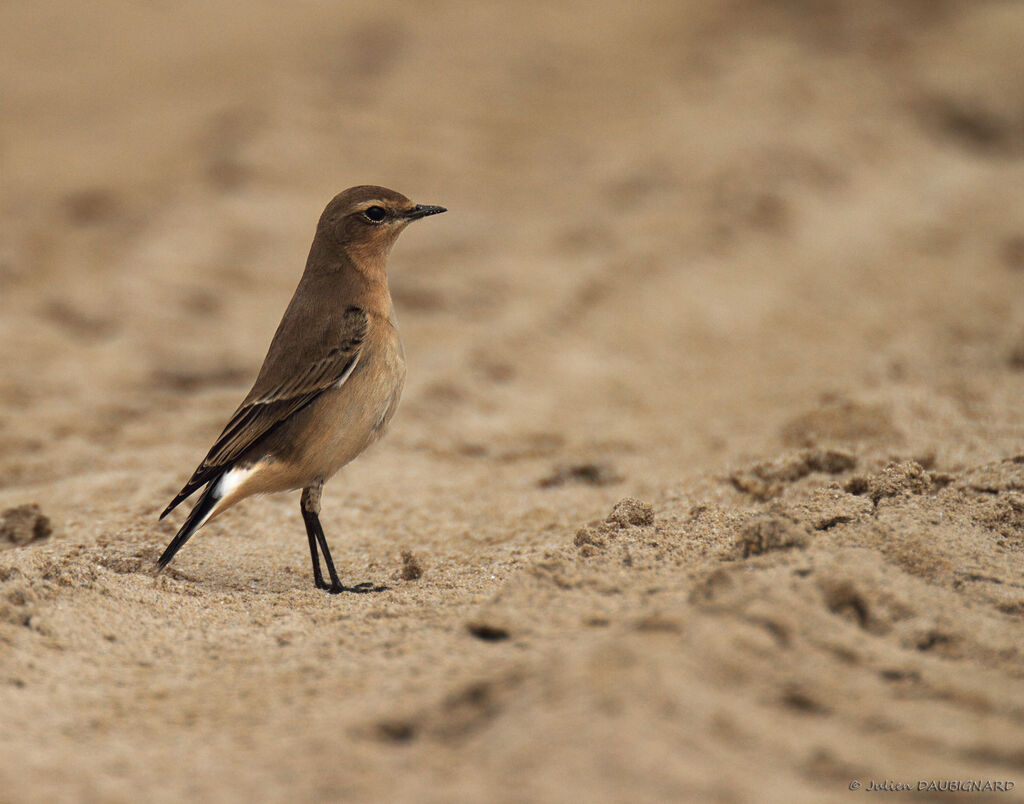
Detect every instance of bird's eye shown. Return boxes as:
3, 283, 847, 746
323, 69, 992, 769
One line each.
363, 206, 387, 223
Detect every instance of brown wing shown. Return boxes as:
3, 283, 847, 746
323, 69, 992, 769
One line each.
161, 306, 367, 518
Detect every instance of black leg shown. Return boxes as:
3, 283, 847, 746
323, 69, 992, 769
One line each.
300, 482, 389, 595
310, 515, 345, 594
301, 507, 328, 590
301, 482, 335, 591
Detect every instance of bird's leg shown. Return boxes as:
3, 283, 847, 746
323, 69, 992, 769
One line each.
300, 480, 344, 593
301, 481, 329, 591
313, 520, 345, 594
303, 516, 326, 590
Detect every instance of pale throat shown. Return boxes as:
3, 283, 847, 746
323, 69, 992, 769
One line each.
343, 239, 399, 315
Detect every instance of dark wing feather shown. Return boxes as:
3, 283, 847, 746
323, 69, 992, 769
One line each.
161, 306, 368, 518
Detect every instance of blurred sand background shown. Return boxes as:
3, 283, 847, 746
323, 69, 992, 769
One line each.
3, 1, 1024, 801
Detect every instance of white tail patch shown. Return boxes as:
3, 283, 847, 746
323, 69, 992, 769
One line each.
216, 465, 257, 498
201, 465, 259, 527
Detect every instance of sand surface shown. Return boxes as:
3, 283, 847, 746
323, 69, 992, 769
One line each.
3, 2, 1024, 801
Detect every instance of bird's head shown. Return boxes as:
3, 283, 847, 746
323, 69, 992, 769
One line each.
316, 185, 446, 266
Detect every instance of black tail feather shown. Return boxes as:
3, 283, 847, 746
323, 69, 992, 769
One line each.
160, 480, 203, 520
157, 480, 221, 571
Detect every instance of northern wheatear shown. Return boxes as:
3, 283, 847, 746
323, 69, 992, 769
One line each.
158, 186, 445, 593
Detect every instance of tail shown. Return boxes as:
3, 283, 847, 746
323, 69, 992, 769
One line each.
156, 478, 222, 571
160, 484, 199, 521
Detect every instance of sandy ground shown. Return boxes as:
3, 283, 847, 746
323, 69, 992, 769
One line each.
3, 1, 1024, 801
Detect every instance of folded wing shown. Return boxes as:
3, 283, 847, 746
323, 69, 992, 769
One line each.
161, 306, 368, 518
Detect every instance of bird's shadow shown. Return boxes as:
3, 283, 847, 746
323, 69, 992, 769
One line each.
324, 581, 390, 595
155, 566, 390, 596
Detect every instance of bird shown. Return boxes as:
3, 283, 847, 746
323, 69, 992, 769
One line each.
157, 185, 446, 592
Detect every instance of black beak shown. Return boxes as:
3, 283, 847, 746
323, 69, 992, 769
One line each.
405, 204, 447, 220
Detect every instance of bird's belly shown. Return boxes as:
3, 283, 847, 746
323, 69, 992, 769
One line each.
293, 347, 406, 480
